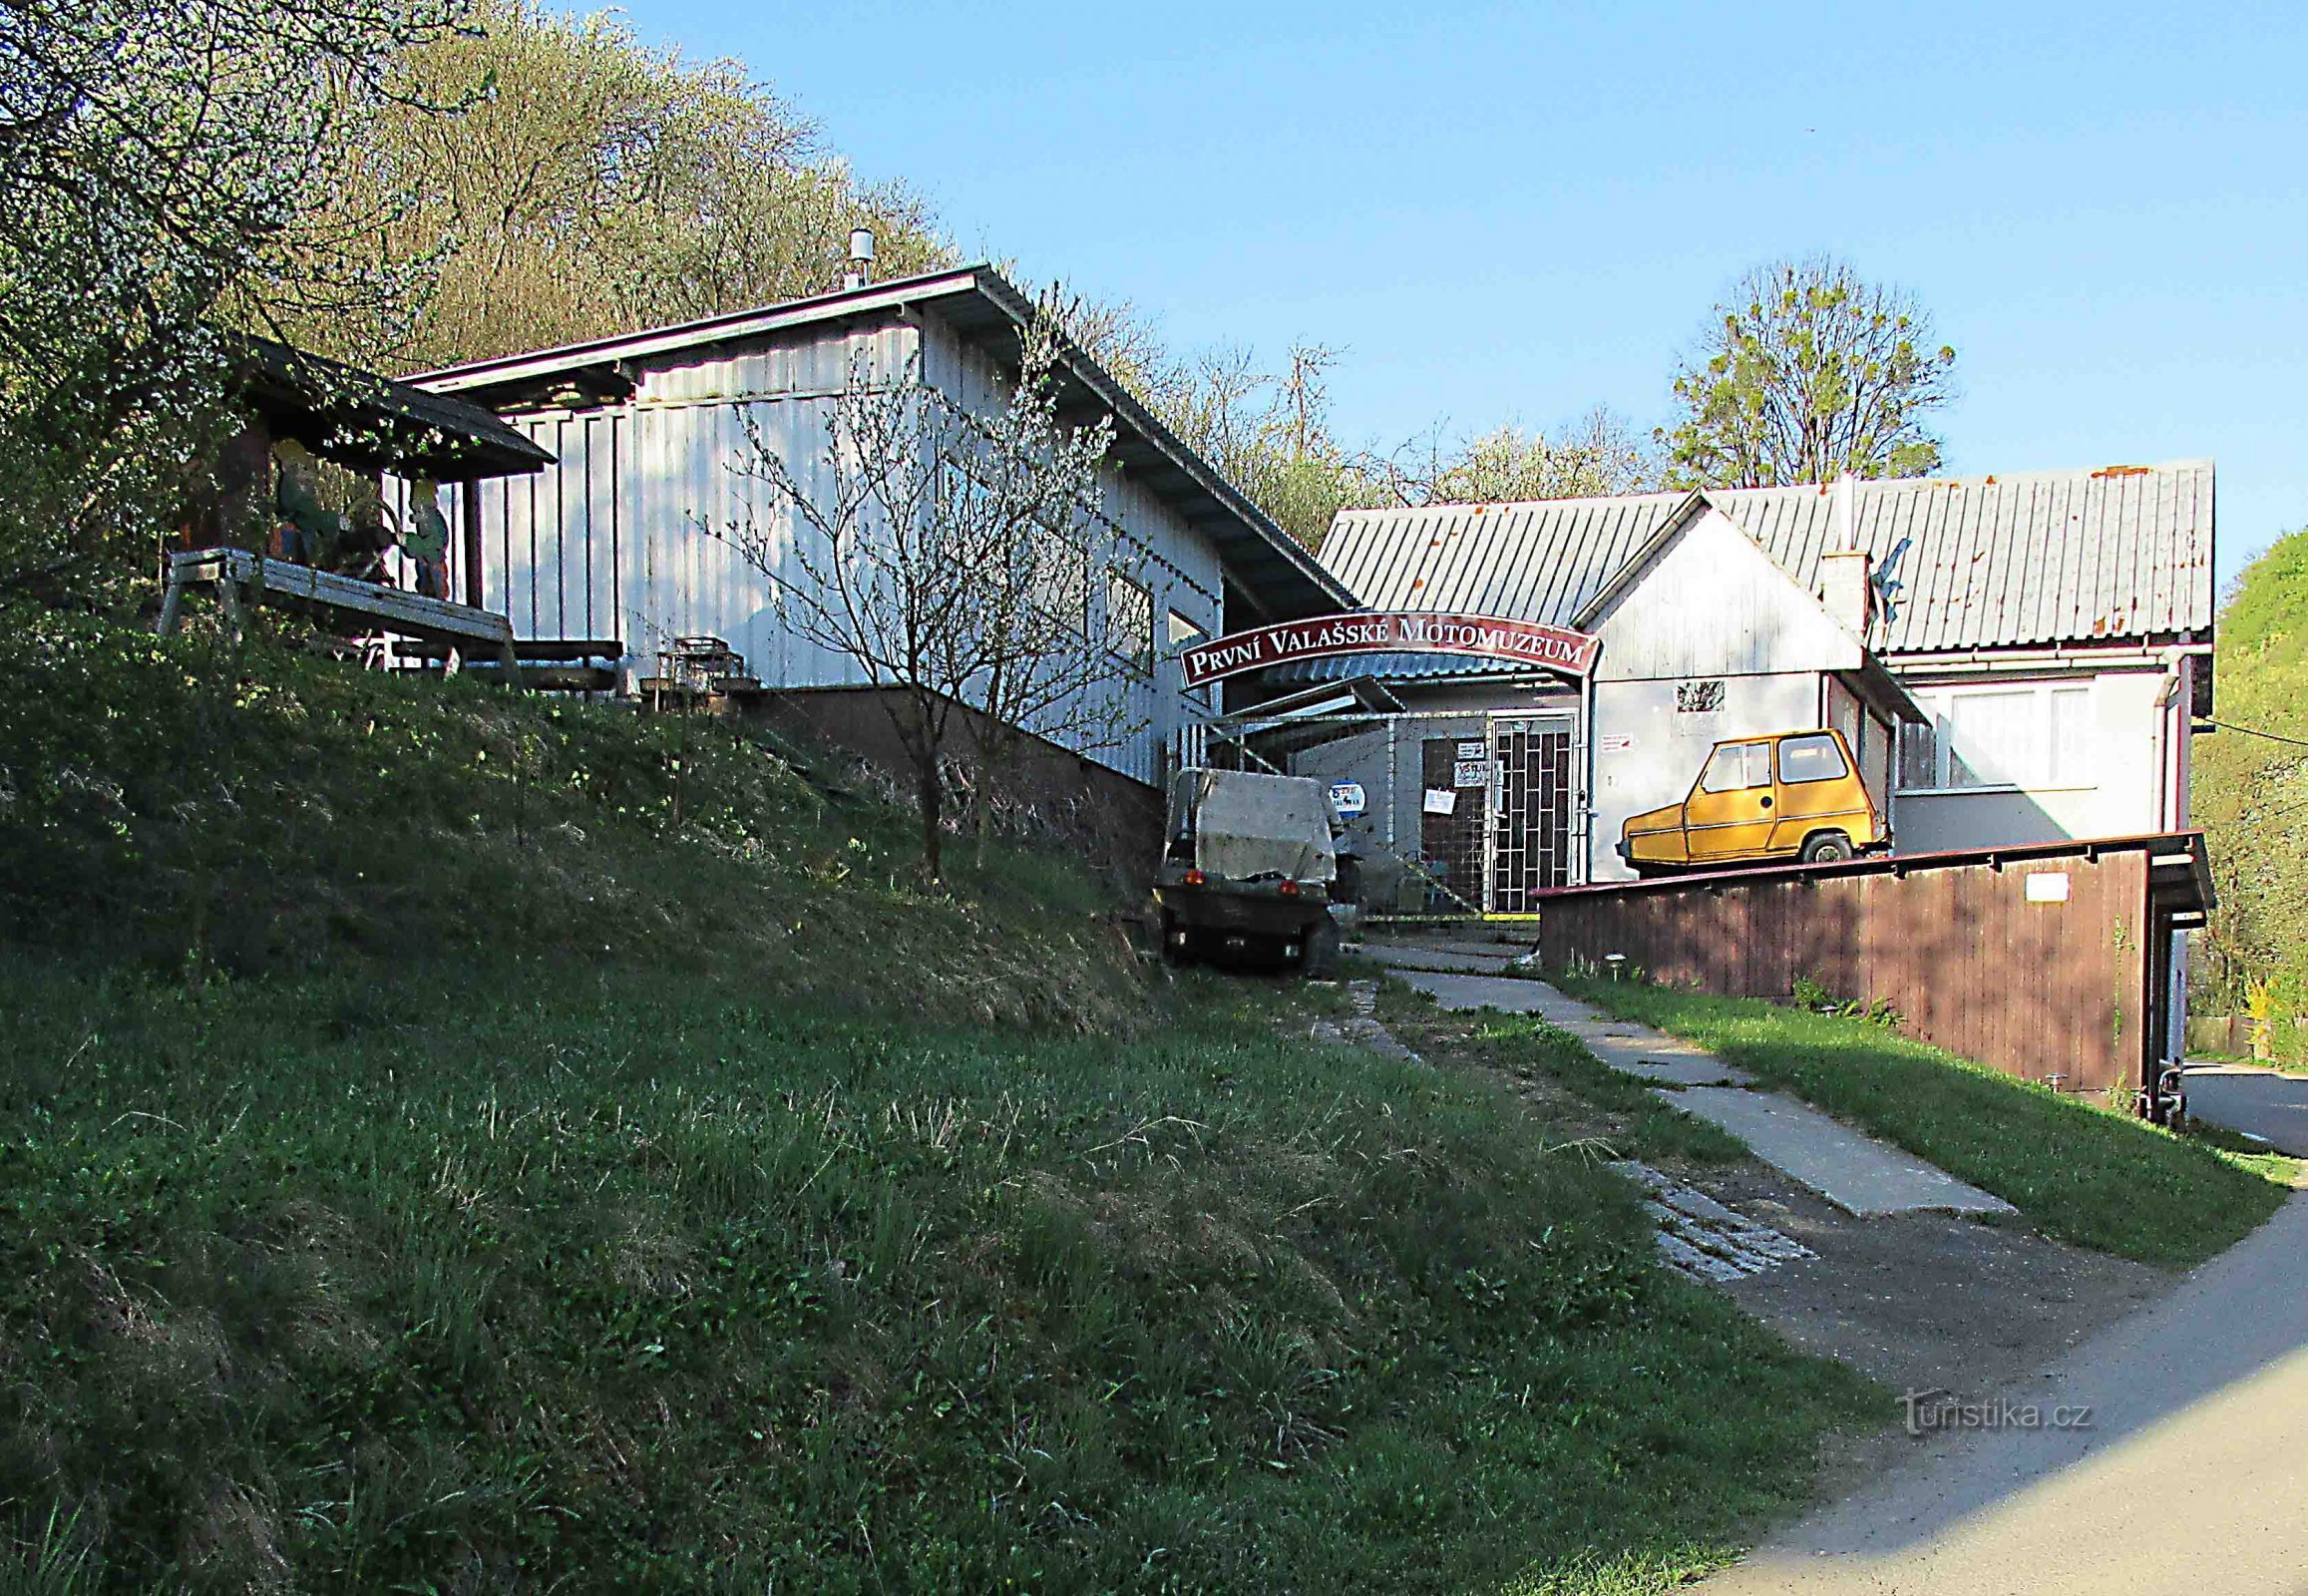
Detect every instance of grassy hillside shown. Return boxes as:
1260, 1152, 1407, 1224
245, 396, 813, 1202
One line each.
0, 602, 1139, 1030
2193, 528, 2308, 1056
0, 606, 1877, 1592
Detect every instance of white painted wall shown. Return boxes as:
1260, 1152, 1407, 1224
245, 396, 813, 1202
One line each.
1887, 665, 2175, 853
1581, 507, 1870, 881
1589, 671, 1825, 881
435, 308, 1236, 788
1588, 509, 1863, 683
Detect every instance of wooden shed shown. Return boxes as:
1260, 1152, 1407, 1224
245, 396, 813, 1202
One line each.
1534, 832, 2213, 1096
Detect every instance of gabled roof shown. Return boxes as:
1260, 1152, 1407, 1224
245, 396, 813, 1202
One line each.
1319, 462, 2216, 654
404, 266, 1352, 620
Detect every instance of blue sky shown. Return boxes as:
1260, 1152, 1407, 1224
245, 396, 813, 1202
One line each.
647, 0, 2304, 591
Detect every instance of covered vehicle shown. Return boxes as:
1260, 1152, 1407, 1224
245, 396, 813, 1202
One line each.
1619, 728, 1886, 876
1154, 768, 1355, 976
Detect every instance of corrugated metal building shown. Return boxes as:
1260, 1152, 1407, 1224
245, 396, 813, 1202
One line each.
1304, 463, 2215, 886
402, 265, 1350, 789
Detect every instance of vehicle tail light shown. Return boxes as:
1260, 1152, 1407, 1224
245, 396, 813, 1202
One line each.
1184, 869, 1205, 887
1278, 879, 1300, 897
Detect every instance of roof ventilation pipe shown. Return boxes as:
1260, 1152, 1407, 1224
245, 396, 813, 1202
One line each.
843, 227, 876, 292
1819, 471, 1874, 640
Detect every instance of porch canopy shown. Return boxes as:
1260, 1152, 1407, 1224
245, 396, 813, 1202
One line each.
236, 338, 554, 483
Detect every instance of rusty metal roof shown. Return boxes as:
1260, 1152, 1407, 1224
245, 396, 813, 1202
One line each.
1318, 461, 2216, 654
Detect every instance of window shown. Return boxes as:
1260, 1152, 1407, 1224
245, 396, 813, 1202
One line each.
2047, 687, 2094, 786
1702, 741, 1770, 792
1944, 689, 2034, 787
1898, 682, 2100, 792
1106, 572, 1154, 672
1166, 608, 1208, 650
1676, 678, 1726, 713
1032, 527, 1092, 632
1776, 733, 1849, 784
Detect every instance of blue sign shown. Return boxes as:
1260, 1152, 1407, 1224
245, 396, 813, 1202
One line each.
1329, 781, 1366, 818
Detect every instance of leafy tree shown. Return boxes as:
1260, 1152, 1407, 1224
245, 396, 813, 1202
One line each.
0, 0, 467, 586
2191, 529, 2308, 1055
1662, 255, 1957, 489
294, 0, 950, 370
714, 306, 1136, 881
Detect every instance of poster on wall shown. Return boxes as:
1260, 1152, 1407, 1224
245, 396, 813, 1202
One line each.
1453, 759, 1489, 788
1329, 782, 1366, 818
1422, 788, 1457, 816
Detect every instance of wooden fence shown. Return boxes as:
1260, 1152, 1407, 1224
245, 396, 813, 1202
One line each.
1537, 836, 2210, 1095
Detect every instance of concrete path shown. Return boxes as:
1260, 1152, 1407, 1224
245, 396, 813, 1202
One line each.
1668, 1088, 2015, 1218
2183, 1061, 2308, 1156
1380, 957, 2012, 1219
1701, 1191, 2308, 1595
1356, 939, 1528, 976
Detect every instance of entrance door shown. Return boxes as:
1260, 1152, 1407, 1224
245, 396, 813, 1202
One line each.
1419, 737, 1487, 911
1489, 718, 1574, 912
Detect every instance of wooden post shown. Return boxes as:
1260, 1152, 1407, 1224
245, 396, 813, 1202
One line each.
156, 571, 186, 636
218, 573, 247, 644
461, 479, 484, 609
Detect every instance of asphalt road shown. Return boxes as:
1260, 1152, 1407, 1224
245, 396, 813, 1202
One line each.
2184, 1062, 2308, 1156
1700, 1190, 2308, 1595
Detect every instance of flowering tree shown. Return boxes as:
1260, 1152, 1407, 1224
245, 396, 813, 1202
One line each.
716, 303, 1147, 880
0, 0, 467, 586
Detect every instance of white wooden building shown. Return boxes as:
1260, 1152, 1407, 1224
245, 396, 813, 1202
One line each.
402, 265, 1350, 789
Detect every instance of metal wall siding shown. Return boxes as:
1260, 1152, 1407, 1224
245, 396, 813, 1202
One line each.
1322, 464, 2214, 654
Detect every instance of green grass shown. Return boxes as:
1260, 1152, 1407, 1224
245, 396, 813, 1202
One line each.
1378, 987, 1749, 1166
0, 958, 1877, 1593
0, 605, 1884, 1591
0, 600, 1142, 1031
1552, 976, 2295, 1270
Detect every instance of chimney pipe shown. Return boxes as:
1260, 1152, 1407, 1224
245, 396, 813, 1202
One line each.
842, 227, 875, 292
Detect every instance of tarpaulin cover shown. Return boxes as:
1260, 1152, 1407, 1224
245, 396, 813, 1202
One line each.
1173, 768, 1337, 884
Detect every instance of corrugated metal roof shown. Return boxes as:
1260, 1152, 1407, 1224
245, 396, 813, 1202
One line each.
1264, 650, 1533, 684
407, 266, 1353, 620
1318, 462, 2216, 654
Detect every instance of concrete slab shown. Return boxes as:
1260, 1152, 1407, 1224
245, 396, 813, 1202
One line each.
1387, 966, 2006, 1217
1394, 971, 1757, 1083
1393, 969, 1563, 1011
1616, 1055, 1759, 1088
1670, 1087, 2015, 1219
1358, 940, 1531, 975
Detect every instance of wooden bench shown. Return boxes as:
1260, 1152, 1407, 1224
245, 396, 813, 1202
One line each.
157, 547, 521, 675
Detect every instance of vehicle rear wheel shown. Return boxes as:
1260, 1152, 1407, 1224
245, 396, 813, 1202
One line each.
1800, 831, 1856, 864
1303, 918, 1342, 981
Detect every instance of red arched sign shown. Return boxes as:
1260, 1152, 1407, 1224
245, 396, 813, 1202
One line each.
1178, 610, 1600, 687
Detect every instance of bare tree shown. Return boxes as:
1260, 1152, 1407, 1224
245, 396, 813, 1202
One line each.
1350, 407, 1661, 508
714, 303, 1133, 880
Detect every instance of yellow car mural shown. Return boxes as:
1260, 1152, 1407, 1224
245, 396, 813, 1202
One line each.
1618, 728, 1886, 876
